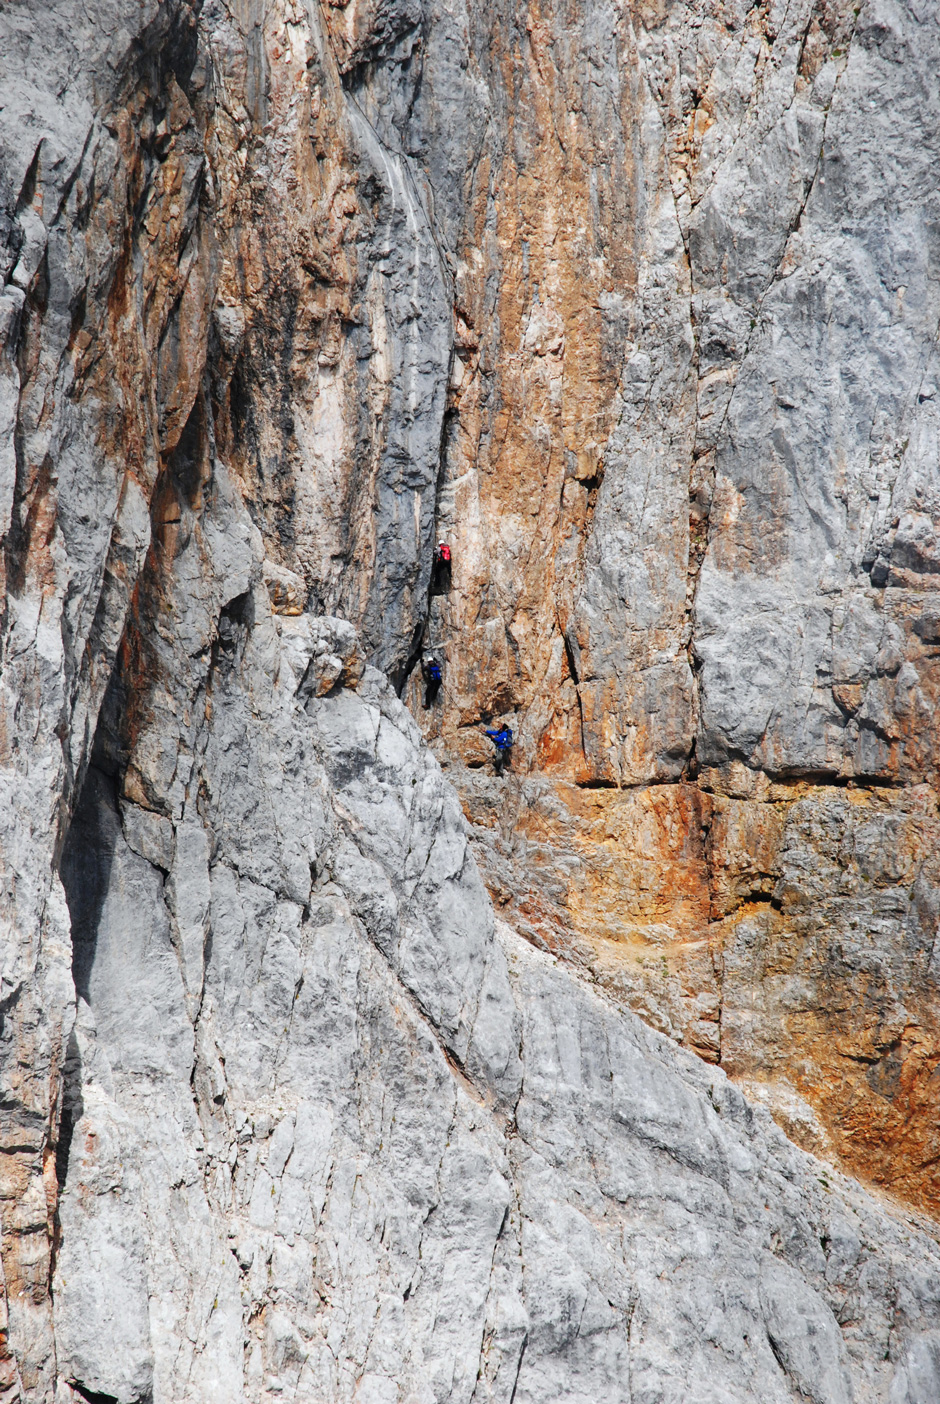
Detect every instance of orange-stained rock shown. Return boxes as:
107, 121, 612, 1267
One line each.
454, 760, 940, 1215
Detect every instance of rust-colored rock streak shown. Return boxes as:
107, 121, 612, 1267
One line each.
459, 761, 940, 1215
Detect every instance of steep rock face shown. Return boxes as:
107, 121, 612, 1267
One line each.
1, 0, 940, 1398
0, 1, 452, 1387
464, 767, 940, 1202
43, 458, 940, 1402
373, 0, 940, 1213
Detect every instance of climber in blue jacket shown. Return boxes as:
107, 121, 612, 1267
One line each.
484, 725, 514, 775
422, 654, 443, 708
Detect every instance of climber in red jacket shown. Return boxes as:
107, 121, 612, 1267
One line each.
432, 541, 452, 593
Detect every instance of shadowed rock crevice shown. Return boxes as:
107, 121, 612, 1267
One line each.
60, 768, 121, 1008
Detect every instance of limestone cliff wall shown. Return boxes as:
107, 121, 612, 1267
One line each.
388, 0, 940, 1216
1, 0, 940, 1400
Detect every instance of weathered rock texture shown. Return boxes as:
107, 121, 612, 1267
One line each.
40, 467, 940, 1401
403, 0, 940, 1216
1, 0, 940, 1399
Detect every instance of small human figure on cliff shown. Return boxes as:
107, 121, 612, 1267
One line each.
432, 541, 452, 593
484, 725, 514, 775
422, 655, 443, 708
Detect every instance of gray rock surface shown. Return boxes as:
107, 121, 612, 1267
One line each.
683, 0, 940, 780
1, 0, 940, 1399
52, 470, 940, 1400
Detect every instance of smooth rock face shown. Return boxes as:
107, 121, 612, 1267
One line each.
1, 0, 940, 1399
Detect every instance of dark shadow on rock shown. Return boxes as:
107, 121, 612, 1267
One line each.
60, 765, 121, 1005
54, 1026, 85, 1195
